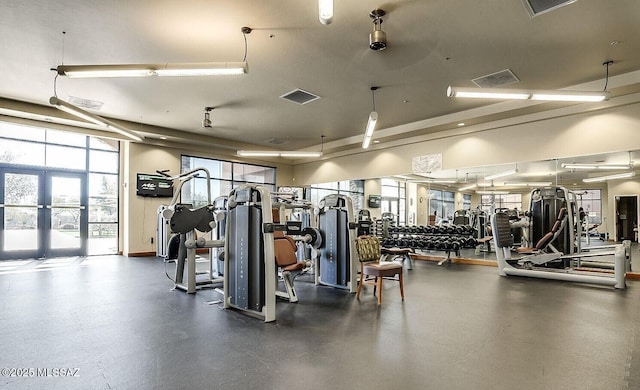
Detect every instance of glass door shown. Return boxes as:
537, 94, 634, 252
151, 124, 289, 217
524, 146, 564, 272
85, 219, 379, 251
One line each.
0, 170, 43, 259
0, 169, 87, 259
46, 173, 87, 257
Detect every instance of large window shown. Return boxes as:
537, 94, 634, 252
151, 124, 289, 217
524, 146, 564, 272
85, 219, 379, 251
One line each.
180, 156, 276, 207
579, 189, 602, 224
429, 189, 455, 223
380, 179, 406, 224
309, 180, 365, 213
463, 194, 472, 210
0, 122, 120, 255
480, 194, 522, 213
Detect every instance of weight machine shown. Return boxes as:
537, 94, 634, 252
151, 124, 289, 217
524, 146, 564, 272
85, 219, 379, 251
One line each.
223, 185, 277, 322
491, 210, 626, 289
315, 194, 359, 292
491, 186, 628, 288
160, 168, 225, 294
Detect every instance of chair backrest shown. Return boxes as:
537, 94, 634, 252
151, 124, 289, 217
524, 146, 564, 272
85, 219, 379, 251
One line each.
274, 235, 299, 267
355, 236, 381, 263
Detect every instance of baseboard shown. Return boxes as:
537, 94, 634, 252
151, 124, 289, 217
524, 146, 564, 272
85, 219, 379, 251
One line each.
127, 251, 156, 257
410, 254, 498, 267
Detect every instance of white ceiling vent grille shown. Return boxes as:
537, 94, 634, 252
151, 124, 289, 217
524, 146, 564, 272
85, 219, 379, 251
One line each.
522, 0, 577, 17
265, 138, 288, 145
67, 96, 104, 110
280, 89, 321, 105
472, 69, 520, 88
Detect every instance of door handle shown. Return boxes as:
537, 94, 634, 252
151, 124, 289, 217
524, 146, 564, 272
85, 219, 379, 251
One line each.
46, 205, 86, 210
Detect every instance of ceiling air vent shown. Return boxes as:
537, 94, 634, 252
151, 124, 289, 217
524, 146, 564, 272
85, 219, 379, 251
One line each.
67, 96, 104, 110
522, 0, 577, 17
472, 69, 520, 88
280, 89, 321, 105
265, 138, 288, 145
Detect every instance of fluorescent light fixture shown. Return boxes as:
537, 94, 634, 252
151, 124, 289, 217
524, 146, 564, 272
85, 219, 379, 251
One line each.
458, 183, 477, 191
447, 86, 529, 100
237, 150, 322, 158
476, 190, 510, 195
596, 165, 632, 170
362, 111, 378, 149
561, 163, 630, 170
49, 96, 143, 141
447, 86, 609, 102
582, 172, 636, 183
237, 151, 280, 157
422, 179, 457, 184
530, 90, 609, 102
57, 62, 248, 78
561, 163, 597, 170
502, 182, 552, 187
318, 0, 334, 25
485, 168, 518, 181
279, 151, 323, 158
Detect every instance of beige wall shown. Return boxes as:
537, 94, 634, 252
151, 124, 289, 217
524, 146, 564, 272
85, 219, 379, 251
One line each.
122, 142, 294, 255
120, 102, 640, 253
292, 103, 640, 185
364, 179, 382, 220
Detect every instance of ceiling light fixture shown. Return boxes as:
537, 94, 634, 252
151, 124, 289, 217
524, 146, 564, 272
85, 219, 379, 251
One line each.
318, 0, 334, 25
502, 181, 553, 187
49, 96, 143, 141
447, 86, 608, 102
56, 27, 252, 78
561, 163, 631, 170
484, 168, 518, 181
582, 172, 636, 183
458, 183, 477, 191
417, 179, 457, 184
476, 190, 510, 195
237, 150, 323, 158
448, 61, 614, 103
362, 87, 379, 149
369, 9, 387, 51
57, 62, 248, 78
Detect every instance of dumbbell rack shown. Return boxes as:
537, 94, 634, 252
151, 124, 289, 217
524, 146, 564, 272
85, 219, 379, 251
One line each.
372, 218, 396, 238
378, 224, 477, 266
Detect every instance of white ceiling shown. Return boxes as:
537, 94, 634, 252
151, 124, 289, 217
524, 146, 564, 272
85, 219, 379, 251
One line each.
1, 0, 640, 157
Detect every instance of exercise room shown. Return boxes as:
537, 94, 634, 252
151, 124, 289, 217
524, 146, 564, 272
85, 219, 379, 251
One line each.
2, 1, 640, 389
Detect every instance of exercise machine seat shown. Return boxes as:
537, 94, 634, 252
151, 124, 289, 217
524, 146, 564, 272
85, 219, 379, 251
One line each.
517, 207, 567, 254
355, 235, 404, 305
273, 231, 305, 272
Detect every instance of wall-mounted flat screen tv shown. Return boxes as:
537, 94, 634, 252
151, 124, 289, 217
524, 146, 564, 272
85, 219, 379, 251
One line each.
136, 173, 173, 197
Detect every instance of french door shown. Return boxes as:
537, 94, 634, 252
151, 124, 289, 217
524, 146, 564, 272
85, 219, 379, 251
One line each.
0, 168, 87, 260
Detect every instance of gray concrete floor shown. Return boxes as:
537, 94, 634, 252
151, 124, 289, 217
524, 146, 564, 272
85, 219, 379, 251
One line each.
1, 255, 640, 389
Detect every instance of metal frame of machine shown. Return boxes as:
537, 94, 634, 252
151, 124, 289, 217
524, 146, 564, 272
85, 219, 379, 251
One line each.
491, 186, 627, 289
314, 194, 359, 292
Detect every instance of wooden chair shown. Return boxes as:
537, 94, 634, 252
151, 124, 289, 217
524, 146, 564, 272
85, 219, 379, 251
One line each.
355, 235, 404, 305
